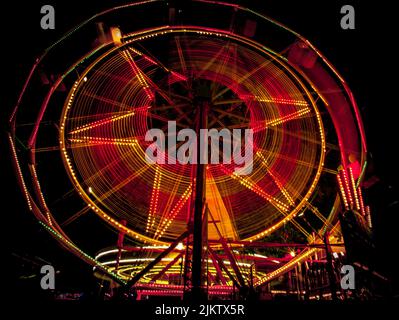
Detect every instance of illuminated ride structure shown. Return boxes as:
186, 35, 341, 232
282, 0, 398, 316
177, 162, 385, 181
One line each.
9, 1, 371, 300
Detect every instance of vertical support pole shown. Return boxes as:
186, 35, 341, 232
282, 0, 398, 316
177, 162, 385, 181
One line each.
191, 100, 209, 300
324, 232, 338, 300
115, 220, 127, 271
111, 219, 126, 297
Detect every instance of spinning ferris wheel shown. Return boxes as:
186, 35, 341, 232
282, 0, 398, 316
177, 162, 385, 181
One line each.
9, 0, 367, 299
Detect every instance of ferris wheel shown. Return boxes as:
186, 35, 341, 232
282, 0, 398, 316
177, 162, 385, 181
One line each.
9, 0, 367, 298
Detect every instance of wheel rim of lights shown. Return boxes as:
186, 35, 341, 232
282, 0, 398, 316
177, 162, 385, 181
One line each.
60, 26, 326, 244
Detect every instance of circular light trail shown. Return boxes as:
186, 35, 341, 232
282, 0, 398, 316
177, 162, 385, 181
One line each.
60, 27, 326, 244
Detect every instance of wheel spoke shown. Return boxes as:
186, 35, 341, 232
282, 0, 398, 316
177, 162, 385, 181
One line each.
69, 111, 136, 135
219, 166, 290, 214
257, 152, 295, 206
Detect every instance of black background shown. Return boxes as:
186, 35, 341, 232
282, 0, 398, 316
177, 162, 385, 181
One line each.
1, 0, 398, 306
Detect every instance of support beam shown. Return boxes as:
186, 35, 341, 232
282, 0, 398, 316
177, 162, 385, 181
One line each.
208, 240, 345, 248
208, 210, 246, 288
324, 232, 338, 300
218, 237, 247, 288
191, 99, 209, 300
151, 252, 184, 283
208, 247, 240, 289
209, 247, 227, 285
125, 230, 189, 288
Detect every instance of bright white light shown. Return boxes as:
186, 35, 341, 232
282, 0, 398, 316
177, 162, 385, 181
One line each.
88, 186, 93, 193
176, 242, 184, 250
83, 76, 88, 82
